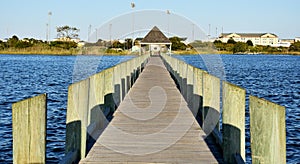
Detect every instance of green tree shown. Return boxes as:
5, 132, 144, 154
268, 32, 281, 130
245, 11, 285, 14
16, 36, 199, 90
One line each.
7, 35, 19, 47
15, 40, 33, 48
124, 38, 132, 50
246, 40, 254, 46
111, 40, 123, 49
0, 40, 7, 50
56, 25, 80, 39
50, 41, 77, 49
169, 36, 187, 50
233, 42, 248, 53
213, 40, 222, 44
227, 38, 236, 44
289, 41, 300, 52
213, 40, 226, 51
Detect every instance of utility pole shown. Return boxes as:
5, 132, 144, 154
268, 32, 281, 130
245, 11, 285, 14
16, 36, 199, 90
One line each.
95, 28, 98, 42
48, 11, 52, 43
166, 10, 170, 38
131, 2, 135, 49
46, 23, 48, 42
88, 24, 91, 42
109, 23, 112, 45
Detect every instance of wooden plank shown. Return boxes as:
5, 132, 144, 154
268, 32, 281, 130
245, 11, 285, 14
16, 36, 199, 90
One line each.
12, 94, 47, 164
222, 81, 246, 163
250, 96, 286, 164
80, 57, 222, 163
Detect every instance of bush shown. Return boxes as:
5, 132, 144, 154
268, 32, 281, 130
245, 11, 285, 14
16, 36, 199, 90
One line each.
233, 42, 248, 53
227, 38, 236, 44
246, 40, 254, 46
169, 37, 187, 50
289, 41, 300, 52
50, 41, 77, 49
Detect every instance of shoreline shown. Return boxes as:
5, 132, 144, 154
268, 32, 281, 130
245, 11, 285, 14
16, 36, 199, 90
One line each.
0, 49, 299, 56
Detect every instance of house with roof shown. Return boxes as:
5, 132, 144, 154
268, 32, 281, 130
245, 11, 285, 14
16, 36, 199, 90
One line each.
218, 33, 279, 46
140, 26, 172, 55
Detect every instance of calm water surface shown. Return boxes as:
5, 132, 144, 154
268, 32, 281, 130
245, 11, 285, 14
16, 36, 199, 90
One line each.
0, 54, 299, 163
175, 54, 300, 163
0, 54, 134, 163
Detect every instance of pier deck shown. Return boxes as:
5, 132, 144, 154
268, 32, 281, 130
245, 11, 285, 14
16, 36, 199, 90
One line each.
80, 56, 222, 163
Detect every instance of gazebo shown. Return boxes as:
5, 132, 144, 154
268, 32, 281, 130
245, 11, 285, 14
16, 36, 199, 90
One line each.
140, 26, 172, 56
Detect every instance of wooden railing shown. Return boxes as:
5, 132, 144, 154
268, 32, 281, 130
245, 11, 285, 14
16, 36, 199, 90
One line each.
161, 53, 286, 164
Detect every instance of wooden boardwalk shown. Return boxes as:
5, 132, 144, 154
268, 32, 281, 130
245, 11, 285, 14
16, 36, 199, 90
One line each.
80, 56, 222, 163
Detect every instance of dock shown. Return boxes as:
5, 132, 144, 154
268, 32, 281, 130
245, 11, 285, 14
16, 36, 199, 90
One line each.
80, 56, 222, 163
12, 26, 286, 164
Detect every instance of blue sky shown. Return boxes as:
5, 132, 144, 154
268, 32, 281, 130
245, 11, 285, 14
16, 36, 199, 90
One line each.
1, 0, 299, 41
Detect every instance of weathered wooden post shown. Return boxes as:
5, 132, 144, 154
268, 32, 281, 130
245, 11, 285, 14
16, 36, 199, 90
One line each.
180, 61, 188, 100
202, 72, 221, 143
250, 96, 286, 164
103, 68, 115, 113
65, 79, 90, 161
222, 82, 246, 163
186, 65, 194, 109
192, 68, 205, 119
12, 94, 47, 164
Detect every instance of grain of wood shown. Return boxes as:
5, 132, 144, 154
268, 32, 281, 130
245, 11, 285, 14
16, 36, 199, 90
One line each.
80, 57, 222, 163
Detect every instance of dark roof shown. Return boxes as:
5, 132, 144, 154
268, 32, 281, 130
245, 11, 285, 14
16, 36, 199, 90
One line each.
141, 26, 171, 43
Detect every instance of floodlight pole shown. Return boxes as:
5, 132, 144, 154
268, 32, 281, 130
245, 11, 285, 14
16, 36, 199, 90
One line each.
109, 23, 112, 46
88, 24, 91, 42
48, 12, 52, 43
131, 2, 135, 50
167, 10, 170, 38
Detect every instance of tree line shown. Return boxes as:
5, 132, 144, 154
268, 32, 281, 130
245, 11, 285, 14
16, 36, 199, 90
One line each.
0, 36, 78, 50
0, 25, 80, 51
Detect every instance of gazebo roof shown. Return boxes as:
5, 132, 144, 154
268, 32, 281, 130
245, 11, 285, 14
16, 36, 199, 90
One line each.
141, 26, 171, 44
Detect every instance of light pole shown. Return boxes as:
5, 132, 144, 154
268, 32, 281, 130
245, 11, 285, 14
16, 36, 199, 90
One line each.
95, 28, 98, 42
88, 24, 92, 42
48, 11, 52, 43
131, 2, 135, 49
46, 23, 48, 42
166, 10, 170, 38
109, 23, 112, 46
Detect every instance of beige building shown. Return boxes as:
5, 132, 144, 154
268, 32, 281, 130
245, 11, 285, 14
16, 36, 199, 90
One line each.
218, 33, 279, 46
53, 37, 80, 43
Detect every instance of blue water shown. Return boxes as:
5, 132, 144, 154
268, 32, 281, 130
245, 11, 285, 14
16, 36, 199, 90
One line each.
1, 54, 299, 163
0, 54, 134, 163
174, 54, 300, 163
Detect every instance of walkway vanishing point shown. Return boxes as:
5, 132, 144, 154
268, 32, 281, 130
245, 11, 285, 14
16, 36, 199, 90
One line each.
80, 56, 222, 163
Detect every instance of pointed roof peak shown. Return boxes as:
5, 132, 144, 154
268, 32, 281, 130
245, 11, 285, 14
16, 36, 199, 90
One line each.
152, 26, 160, 31
141, 26, 170, 43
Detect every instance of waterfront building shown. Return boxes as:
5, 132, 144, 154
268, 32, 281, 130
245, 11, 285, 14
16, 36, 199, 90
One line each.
218, 33, 279, 46
53, 37, 80, 43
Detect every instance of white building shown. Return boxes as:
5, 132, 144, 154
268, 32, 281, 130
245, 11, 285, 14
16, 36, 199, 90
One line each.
295, 37, 300, 42
218, 33, 279, 46
53, 37, 80, 43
